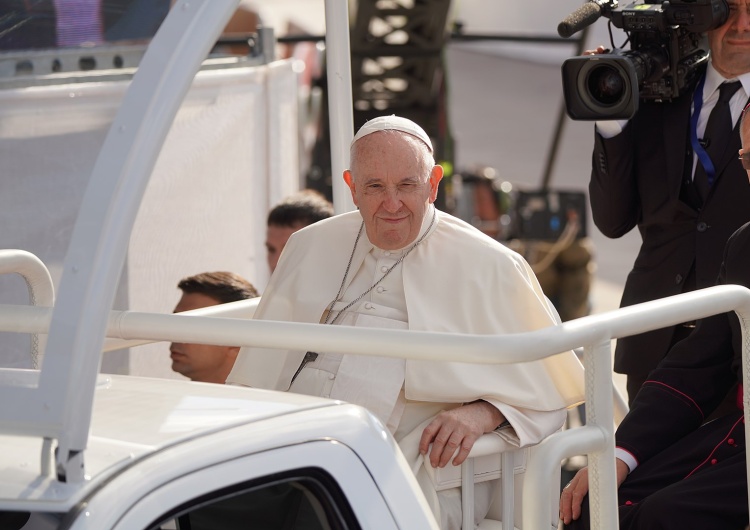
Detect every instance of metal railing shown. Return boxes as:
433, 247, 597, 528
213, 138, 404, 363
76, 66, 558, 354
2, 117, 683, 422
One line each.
0, 250, 55, 369
1, 283, 748, 528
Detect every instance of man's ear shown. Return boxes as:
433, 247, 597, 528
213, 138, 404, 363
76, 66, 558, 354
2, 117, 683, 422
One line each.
428, 164, 444, 203
343, 170, 358, 205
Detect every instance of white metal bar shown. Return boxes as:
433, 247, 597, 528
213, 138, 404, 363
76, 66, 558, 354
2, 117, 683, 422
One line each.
523, 427, 607, 529
18, 0, 241, 483
501, 450, 515, 529
461, 457, 475, 530
583, 340, 619, 530
523, 339, 620, 530
466, 434, 517, 458
324, 0, 356, 214
0, 250, 54, 368
462, 433, 517, 527
101, 298, 260, 352
0, 296, 259, 353
1, 285, 749, 364
742, 303, 750, 519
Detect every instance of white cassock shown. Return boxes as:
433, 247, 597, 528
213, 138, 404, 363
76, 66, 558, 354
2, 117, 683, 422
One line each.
227, 205, 584, 528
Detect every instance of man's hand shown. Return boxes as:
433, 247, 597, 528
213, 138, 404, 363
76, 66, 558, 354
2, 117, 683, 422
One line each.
583, 45, 609, 56
419, 401, 504, 468
559, 459, 630, 525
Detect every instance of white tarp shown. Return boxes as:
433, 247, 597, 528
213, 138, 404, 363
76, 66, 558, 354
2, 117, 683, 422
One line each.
0, 59, 300, 378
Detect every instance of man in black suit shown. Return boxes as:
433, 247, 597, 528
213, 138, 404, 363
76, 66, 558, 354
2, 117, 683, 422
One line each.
559, 102, 750, 530
590, 0, 750, 404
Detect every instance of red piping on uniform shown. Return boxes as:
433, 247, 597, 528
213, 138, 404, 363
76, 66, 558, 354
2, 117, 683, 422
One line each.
683, 415, 744, 479
643, 380, 704, 421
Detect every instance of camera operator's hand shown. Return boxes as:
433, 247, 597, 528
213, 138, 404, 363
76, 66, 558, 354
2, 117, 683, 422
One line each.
578, 45, 630, 131
582, 45, 609, 56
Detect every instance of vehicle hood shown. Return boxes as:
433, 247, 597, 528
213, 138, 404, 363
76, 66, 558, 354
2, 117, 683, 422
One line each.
0, 373, 337, 511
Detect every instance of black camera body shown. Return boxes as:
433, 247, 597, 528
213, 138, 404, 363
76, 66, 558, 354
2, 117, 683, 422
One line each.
560, 0, 728, 120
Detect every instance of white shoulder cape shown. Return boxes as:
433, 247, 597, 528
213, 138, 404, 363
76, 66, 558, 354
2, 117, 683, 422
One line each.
228, 210, 584, 411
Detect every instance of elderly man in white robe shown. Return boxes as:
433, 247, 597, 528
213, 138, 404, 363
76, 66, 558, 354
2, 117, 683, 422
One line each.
227, 115, 583, 529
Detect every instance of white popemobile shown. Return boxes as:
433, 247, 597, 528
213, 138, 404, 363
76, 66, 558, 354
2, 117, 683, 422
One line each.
2, 2, 750, 530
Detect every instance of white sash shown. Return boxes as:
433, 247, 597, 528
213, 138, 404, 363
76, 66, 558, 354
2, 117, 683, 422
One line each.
289, 304, 407, 431
330, 311, 406, 430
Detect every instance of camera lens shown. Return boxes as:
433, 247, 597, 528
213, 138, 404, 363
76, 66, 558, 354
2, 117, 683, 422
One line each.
586, 65, 625, 106
562, 55, 638, 119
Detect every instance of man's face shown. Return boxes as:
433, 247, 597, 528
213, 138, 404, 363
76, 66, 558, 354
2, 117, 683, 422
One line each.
170, 292, 239, 383
266, 224, 304, 272
343, 132, 442, 250
708, 0, 750, 78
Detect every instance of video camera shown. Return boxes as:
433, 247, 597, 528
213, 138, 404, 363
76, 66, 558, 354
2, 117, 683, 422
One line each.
558, 0, 728, 120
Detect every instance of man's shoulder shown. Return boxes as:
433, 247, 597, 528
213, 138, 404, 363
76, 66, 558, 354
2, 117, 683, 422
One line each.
723, 222, 750, 287
288, 210, 361, 243
728, 221, 750, 249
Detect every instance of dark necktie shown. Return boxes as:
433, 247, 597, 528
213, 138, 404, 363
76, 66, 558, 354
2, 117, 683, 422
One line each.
694, 81, 742, 199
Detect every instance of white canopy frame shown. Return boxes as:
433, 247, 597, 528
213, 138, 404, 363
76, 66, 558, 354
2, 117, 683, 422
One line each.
0, 250, 54, 369
0, 0, 243, 483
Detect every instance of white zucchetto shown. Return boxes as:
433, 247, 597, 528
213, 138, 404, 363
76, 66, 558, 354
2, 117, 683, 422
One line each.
351, 115, 433, 152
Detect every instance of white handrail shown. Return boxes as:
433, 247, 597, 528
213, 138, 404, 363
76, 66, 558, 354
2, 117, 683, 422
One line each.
100, 297, 260, 352
1, 286, 748, 527
0, 298, 260, 351
0, 250, 54, 368
0, 285, 745, 364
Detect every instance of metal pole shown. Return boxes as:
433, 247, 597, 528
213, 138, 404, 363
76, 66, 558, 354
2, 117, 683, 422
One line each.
324, 0, 356, 214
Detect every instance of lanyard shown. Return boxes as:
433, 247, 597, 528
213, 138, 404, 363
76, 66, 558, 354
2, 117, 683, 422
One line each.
690, 75, 717, 185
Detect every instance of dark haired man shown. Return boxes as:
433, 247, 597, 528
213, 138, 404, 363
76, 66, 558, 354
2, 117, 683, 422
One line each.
265, 189, 334, 272
170, 271, 258, 383
590, 0, 750, 405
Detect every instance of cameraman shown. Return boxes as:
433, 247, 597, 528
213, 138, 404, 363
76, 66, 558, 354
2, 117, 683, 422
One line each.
560, 89, 750, 530
589, 0, 750, 406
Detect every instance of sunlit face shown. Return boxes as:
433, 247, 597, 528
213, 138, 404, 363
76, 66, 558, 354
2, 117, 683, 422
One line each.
709, 0, 750, 78
343, 132, 442, 250
170, 292, 239, 383
266, 224, 304, 272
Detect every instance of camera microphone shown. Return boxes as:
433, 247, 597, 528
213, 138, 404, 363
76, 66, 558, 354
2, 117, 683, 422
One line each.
558, 2, 603, 38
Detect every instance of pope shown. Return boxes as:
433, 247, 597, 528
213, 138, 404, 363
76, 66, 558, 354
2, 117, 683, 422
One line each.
228, 115, 583, 529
